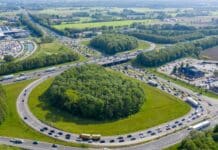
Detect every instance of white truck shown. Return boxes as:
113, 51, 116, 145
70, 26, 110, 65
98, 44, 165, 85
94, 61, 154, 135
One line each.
186, 97, 199, 107
189, 120, 210, 130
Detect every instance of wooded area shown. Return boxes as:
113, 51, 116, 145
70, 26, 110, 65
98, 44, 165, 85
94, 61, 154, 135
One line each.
42, 65, 145, 120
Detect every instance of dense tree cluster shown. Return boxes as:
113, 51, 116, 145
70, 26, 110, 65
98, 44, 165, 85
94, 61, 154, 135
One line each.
42, 65, 145, 120
127, 31, 204, 44
178, 125, 218, 150
134, 36, 218, 67
90, 34, 138, 54
19, 14, 44, 37
0, 52, 79, 75
0, 85, 7, 124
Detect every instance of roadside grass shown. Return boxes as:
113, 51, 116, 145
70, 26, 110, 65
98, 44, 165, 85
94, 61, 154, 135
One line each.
53, 19, 157, 30
0, 145, 23, 150
29, 41, 72, 59
0, 80, 87, 148
164, 143, 180, 150
28, 74, 190, 136
81, 40, 150, 54
152, 70, 218, 99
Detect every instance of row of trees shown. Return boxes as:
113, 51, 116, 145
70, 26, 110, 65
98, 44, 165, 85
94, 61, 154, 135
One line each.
19, 14, 44, 37
0, 52, 79, 75
134, 36, 218, 67
42, 65, 145, 120
90, 34, 138, 55
127, 31, 204, 44
0, 85, 7, 124
178, 125, 218, 150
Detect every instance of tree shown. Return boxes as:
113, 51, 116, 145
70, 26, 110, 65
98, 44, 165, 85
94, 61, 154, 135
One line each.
42, 65, 146, 120
4, 55, 14, 62
90, 34, 138, 55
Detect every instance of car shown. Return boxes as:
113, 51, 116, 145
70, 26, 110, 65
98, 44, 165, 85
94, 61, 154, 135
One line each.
65, 134, 71, 139
181, 118, 186, 121
139, 134, 145, 138
48, 132, 53, 135
127, 135, 132, 138
58, 132, 63, 135
76, 138, 82, 142
100, 140, 105, 143
32, 141, 38, 145
10, 139, 24, 144
43, 127, 48, 131
147, 130, 152, 134
119, 139, 124, 143
178, 123, 183, 126
166, 127, 171, 130
151, 132, 156, 136
117, 136, 123, 139
130, 137, 136, 141
50, 130, 55, 133
109, 139, 115, 143
175, 121, 179, 124
54, 134, 59, 138
24, 117, 27, 120
172, 125, 177, 128
40, 128, 44, 132
51, 144, 57, 148
88, 140, 93, 143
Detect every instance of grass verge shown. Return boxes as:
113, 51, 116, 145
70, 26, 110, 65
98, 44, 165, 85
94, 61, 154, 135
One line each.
0, 80, 87, 148
29, 74, 190, 136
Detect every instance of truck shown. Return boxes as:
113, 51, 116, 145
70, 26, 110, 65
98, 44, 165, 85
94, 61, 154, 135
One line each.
147, 80, 158, 87
79, 134, 91, 141
186, 97, 199, 108
189, 120, 210, 130
79, 134, 101, 141
1, 74, 14, 80
91, 134, 101, 141
45, 67, 56, 72
15, 76, 28, 82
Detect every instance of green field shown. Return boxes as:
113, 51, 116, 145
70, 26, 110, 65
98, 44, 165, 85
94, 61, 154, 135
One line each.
29, 41, 72, 59
53, 19, 157, 30
0, 80, 86, 148
28, 75, 190, 136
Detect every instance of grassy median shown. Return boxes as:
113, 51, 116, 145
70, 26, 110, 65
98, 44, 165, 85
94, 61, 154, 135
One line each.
29, 75, 190, 136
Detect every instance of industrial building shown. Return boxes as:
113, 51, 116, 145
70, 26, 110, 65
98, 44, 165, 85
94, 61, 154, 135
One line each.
179, 66, 205, 79
0, 26, 30, 39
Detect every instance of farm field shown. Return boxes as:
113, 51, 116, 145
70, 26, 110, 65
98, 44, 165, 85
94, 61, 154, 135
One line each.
53, 19, 157, 30
29, 41, 72, 59
28, 74, 190, 136
0, 80, 86, 148
200, 46, 218, 61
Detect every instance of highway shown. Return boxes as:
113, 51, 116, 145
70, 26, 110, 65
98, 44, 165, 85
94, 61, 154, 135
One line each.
0, 16, 218, 150
13, 61, 214, 149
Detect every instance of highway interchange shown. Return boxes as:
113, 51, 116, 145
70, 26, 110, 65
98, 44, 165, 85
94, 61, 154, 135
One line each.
0, 20, 218, 150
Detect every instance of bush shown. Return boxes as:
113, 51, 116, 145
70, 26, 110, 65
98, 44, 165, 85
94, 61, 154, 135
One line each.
90, 34, 138, 55
42, 65, 145, 120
